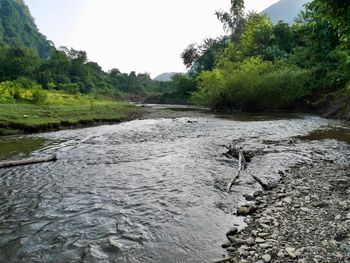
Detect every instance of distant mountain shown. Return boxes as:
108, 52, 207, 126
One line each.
154, 72, 177, 82
262, 0, 310, 24
0, 0, 54, 57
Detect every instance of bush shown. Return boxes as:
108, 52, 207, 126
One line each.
193, 57, 311, 111
0, 79, 47, 104
32, 89, 48, 104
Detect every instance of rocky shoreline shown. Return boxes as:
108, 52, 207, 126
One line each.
218, 161, 350, 263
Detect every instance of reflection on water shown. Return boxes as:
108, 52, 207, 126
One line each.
216, 112, 304, 122
0, 137, 47, 161
299, 126, 350, 144
0, 109, 349, 263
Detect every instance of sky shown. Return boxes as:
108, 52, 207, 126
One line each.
25, 0, 279, 78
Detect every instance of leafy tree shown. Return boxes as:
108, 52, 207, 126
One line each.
215, 0, 245, 34
306, 0, 350, 49
240, 13, 273, 57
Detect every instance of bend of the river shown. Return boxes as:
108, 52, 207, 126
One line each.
0, 105, 349, 263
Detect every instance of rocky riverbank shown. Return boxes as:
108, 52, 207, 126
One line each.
218, 161, 350, 263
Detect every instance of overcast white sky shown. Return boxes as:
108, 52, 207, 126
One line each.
25, 0, 279, 77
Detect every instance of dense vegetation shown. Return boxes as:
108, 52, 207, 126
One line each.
0, 0, 172, 103
174, 0, 350, 115
0, 46, 173, 102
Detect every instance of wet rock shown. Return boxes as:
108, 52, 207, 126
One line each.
277, 251, 285, 258
226, 227, 239, 237
244, 194, 255, 201
221, 241, 231, 248
228, 236, 246, 245
237, 205, 257, 216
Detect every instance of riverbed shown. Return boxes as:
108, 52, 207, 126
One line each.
0, 106, 349, 262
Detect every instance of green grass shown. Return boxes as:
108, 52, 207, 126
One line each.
0, 91, 141, 135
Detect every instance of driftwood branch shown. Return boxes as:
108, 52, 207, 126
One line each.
0, 156, 57, 169
248, 171, 270, 190
227, 147, 272, 191
227, 147, 246, 191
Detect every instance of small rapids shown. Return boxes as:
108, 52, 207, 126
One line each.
0, 107, 349, 262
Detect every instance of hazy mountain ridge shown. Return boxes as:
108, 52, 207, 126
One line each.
154, 72, 177, 82
262, 0, 310, 24
0, 0, 54, 58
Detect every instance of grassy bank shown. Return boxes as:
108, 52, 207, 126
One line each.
0, 91, 141, 135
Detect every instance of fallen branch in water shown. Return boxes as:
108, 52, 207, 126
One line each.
227, 147, 273, 191
249, 171, 271, 190
0, 156, 57, 169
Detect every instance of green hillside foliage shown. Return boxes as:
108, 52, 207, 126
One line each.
0, 0, 54, 58
175, 0, 350, 112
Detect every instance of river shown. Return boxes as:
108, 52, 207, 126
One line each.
0, 105, 349, 263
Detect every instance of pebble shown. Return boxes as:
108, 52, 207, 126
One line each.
257, 232, 269, 238
259, 223, 271, 230
283, 197, 292, 204
229, 237, 246, 245
255, 237, 265, 243
246, 237, 255, 246
259, 243, 271, 249
262, 254, 271, 262
277, 251, 285, 258
300, 207, 311, 213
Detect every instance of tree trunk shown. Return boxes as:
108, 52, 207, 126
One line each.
0, 156, 57, 169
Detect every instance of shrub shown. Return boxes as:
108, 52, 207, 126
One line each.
32, 89, 48, 104
193, 57, 311, 111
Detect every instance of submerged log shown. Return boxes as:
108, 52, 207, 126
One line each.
0, 156, 57, 169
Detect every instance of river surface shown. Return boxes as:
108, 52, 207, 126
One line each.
0, 106, 349, 263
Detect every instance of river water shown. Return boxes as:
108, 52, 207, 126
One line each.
0, 106, 349, 263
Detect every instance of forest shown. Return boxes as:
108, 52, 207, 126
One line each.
174, 0, 350, 117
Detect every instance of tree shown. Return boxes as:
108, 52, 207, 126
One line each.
240, 13, 273, 57
306, 0, 350, 49
215, 0, 245, 34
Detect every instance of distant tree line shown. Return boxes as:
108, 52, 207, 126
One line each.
0, 46, 173, 100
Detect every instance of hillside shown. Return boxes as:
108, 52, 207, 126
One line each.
0, 0, 54, 58
262, 0, 310, 24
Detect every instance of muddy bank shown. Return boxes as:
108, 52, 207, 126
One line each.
0, 111, 143, 136
314, 89, 350, 121
219, 161, 350, 263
